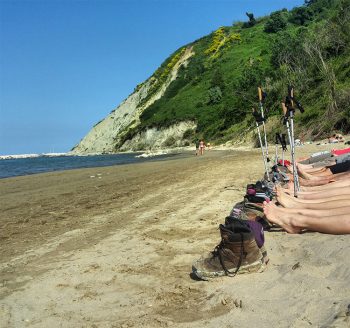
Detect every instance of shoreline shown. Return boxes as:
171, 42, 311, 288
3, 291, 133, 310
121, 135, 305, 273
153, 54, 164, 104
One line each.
1, 146, 349, 327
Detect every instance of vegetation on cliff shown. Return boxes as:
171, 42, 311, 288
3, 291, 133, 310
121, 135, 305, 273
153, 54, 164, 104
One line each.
120, 0, 350, 148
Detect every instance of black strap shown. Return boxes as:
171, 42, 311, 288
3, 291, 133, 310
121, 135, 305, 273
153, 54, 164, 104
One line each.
285, 86, 304, 113
275, 133, 280, 145
216, 233, 244, 277
281, 134, 288, 150
252, 108, 265, 123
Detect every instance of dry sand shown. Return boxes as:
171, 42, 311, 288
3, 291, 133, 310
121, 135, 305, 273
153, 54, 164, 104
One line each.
0, 145, 349, 328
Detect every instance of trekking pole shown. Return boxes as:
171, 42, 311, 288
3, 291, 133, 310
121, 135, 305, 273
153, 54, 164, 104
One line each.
258, 87, 270, 163
253, 108, 270, 181
281, 134, 287, 166
282, 100, 299, 197
281, 103, 292, 157
285, 86, 305, 197
282, 101, 298, 195
289, 108, 299, 195
275, 133, 280, 165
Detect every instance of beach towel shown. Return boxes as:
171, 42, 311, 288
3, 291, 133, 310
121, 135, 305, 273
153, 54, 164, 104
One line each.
332, 147, 350, 156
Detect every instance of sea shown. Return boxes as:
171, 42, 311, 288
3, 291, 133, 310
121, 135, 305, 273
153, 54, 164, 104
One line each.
0, 152, 185, 179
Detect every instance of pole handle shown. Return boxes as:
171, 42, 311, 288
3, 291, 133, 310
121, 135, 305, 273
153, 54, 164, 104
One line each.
281, 102, 288, 116
258, 87, 262, 102
288, 85, 295, 108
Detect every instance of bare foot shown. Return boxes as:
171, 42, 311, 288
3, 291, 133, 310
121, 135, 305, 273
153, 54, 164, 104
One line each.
263, 202, 301, 234
276, 185, 300, 208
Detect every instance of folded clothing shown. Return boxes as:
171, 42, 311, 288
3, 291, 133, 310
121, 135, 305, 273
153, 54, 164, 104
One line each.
245, 194, 270, 203
299, 151, 332, 164
335, 154, 350, 164
328, 159, 350, 174
246, 182, 273, 200
311, 150, 331, 158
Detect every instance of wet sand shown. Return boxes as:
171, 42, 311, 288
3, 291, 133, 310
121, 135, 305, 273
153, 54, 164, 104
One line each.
0, 146, 349, 327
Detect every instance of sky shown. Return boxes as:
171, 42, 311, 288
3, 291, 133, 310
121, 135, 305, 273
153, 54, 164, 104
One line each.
0, 0, 304, 155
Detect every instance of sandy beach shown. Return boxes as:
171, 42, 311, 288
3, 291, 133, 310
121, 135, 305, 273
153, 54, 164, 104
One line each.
1, 145, 349, 328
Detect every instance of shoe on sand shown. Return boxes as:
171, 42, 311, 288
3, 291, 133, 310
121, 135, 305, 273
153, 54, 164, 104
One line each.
192, 221, 266, 280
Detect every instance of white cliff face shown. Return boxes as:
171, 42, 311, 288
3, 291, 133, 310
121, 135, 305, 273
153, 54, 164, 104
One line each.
120, 121, 197, 151
71, 47, 194, 154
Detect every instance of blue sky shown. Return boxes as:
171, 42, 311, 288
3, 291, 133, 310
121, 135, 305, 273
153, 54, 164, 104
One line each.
0, 0, 304, 155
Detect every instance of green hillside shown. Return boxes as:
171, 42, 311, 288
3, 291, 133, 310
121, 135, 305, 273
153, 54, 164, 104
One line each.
120, 0, 350, 148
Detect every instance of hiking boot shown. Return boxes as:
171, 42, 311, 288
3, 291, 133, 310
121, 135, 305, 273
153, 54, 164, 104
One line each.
225, 217, 270, 261
192, 221, 265, 280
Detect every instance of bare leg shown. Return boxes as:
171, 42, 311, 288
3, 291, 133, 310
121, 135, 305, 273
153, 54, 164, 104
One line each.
308, 169, 333, 177
287, 178, 350, 192
289, 175, 334, 187
276, 186, 350, 209
294, 186, 350, 200
263, 202, 301, 233
263, 202, 350, 234
297, 166, 333, 180
267, 201, 350, 217
283, 184, 350, 197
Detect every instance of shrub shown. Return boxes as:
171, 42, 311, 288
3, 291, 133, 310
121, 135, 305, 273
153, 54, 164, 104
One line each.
183, 128, 195, 139
195, 101, 204, 108
264, 11, 287, 33
163, 136, 177, 147
289, 7, 314, 25
242, 12, 256, 28
207, 87, 222, 105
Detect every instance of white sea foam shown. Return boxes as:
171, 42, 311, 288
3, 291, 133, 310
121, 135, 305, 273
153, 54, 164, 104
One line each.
135, 151, 168, 158
0, 153, 67, 160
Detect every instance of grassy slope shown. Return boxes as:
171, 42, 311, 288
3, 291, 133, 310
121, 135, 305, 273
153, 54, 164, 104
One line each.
120, 0, 349, 148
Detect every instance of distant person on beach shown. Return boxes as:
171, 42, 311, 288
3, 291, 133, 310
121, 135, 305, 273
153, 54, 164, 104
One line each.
195, 139, 200, 155
328, 133, 344, 143
336, 133, 345, 142
328, 134, 338, 143
199, 140, 205, 155
207, 142, 211, 151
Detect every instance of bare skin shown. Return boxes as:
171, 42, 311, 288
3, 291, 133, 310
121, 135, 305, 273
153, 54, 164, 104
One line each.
286, 178, 350, 192
296, 165, 333, 180
267, 201, 350, 217
269, 157, 350, 234
298, 166, 327, 173
287, 165, 331, 180
296, 163, 317, 170
289, 175, 334, 187
297, 162, 336, 172
284, 186, 350, 200
307, 169, 333, 177
289, 172, 350, 187
263, 201, 350, 234
276, 185, 350, 210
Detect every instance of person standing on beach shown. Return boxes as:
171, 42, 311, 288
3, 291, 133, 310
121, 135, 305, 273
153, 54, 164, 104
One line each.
199, 140, 205, 155
195, 139, 200, 155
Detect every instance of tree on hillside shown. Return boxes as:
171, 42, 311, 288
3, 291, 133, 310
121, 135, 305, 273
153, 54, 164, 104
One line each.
264, 11, 287, 33
305, 0, 335, 13
207, 86, 222, 105
211, 70, 225, 90
289, 6, 314, 25
243, 12, 256, 28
